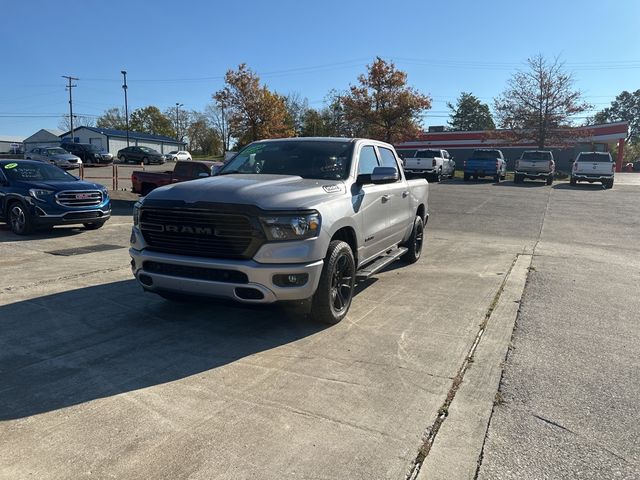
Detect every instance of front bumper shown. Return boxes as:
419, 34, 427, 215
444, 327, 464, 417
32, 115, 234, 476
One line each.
129, 246, 324, 303
27, 197, 111, 226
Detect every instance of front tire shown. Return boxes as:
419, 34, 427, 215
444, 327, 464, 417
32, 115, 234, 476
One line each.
311, 240, 355, 325
143, 157, 150, 165
8, 201, 35, 235
402, 216, 424, 264
119, 155, 126, 164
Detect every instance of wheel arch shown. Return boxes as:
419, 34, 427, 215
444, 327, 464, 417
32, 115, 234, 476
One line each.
330, 226, 358, 267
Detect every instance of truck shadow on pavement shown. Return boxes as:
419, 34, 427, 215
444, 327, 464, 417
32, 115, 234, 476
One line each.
0, 280, 328, 421
552, 183, 608, 190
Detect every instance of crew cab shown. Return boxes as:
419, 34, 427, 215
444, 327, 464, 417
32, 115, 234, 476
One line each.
403, 149, 455, 182
463, 149, 507, 182
129, 138, 428, 324
570, 152, 615, 188
514, 150, 555, 184
0, 160, 111, 235
131, 160, 223, 196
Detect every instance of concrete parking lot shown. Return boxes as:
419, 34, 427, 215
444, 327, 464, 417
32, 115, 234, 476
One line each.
1, 175, 638, 479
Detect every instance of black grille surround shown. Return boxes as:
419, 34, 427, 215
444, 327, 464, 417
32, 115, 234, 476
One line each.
139, 207, 266, 260
56, 190, 103, 207
143, 261, 249, 284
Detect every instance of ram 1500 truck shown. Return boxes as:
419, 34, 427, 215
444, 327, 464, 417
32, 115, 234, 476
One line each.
0, 160, 111, 235
131, 160, 223, 196
463, 149, 507, 182
514, 150, 555, 184
403, 149, 455, 182
130, 138, 428, 324
570, 151, 615, 188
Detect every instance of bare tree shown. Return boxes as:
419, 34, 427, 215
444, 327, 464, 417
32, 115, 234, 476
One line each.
58, 114, 95, 132
494, 55, 591, 148
205, 102, 232, 153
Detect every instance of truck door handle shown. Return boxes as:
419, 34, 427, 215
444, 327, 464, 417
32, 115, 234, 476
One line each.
381, 194, 391, 203
402, 191, 409, 198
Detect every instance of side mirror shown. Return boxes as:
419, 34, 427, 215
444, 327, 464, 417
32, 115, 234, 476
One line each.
198, 172, 210, 178
371, 166, 399, 184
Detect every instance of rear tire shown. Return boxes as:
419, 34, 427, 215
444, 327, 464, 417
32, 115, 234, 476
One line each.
494, 174, 501, 183
311, 240, 355, 325
546, 175, 553, 185
570, 177, 577, 186
603, 179, 614, 189
402, 216, 424, 264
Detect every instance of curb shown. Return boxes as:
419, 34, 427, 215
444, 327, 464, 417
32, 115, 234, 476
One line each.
416, 253, 532, 480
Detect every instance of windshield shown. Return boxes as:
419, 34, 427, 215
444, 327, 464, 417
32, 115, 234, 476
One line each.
46, 148, 69, 155
85, 144, 101, 153
522, 151, 552, 161
414, 150, 441, 158
2, 162, 77, 181
577, 153, 612, 162
472, 150, 501, 159
219, 140, 354, 180
139, 147, 158, 154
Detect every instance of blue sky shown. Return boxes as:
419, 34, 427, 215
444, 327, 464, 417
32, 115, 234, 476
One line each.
1, 0, 639, 137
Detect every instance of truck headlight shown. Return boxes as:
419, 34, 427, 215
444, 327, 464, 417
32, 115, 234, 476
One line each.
133, 202, 141, 226
29, 189, 55, 201
259, 212, 321, 241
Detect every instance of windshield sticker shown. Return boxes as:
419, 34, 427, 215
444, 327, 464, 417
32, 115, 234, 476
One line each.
4, 163, 18, 169
323, 184, 342, 193
242, 144, 266, 156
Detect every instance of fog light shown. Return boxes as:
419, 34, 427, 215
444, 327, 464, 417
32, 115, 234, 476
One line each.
273, 273, 309, 287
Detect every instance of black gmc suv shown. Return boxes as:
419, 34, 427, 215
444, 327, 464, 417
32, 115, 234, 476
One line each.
61, 142, 113, 165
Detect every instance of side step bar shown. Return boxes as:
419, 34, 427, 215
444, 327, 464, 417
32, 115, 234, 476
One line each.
356, 246, 408, 281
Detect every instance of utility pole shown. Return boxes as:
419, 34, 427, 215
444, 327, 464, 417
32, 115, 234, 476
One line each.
62, 75, 78, 142
175, 102, 183, 142
121, 70, 130, 147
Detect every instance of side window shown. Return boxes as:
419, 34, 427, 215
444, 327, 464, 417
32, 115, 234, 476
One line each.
357, 145, 379, 175
443, 151, 449, 159
174, 162, 192, 177
378, 147, 400, 170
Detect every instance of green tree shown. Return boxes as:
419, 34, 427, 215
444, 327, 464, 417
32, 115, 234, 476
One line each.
592, 90, 640, 144
96, 107, 127, 130
213, 64, 294, 148
129, 106, 175, 137
187, 115, 221, 156
341, 57, 431, 143
494, 54, 591, 148
447, 92, 495, 131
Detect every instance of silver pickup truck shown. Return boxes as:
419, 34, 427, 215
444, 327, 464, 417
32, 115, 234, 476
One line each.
130, 138, 428, 324
514, 150, 555, 185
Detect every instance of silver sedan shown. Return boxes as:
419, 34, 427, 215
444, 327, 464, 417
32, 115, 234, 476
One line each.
25, 147, 83, 169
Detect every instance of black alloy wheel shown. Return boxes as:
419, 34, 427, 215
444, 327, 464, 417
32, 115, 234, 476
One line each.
312, 240, 355, 325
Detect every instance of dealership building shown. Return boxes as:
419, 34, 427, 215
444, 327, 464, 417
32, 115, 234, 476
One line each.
396, 122, 629, 172
60, 127, 186, 156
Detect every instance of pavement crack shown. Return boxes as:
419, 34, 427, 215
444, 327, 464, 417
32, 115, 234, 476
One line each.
0, 266, 129, 295
405, 254, 521, 480
532, 414, 573, 433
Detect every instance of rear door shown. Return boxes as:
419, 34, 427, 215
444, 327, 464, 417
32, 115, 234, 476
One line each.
376, 145, 412, 245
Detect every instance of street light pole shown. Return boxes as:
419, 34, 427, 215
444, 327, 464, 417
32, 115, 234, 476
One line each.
121, 70, 130, 147
175, 102, 183, 142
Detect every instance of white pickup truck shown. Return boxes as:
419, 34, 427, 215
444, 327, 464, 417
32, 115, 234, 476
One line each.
403, 149, 455, 182
570, 152, 615, 189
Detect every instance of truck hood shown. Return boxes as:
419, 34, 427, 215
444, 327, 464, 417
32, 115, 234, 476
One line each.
15, 180, 106, 191
146, 174, 347, 210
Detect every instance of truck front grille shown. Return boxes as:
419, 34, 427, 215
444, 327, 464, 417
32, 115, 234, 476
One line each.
57, 190, 103, 207
140, 208, 264, 259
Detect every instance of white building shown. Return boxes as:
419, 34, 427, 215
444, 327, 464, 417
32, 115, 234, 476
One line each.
0, 135, 25, 154
60, 127, 186, 155
23, 129, 64, 152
